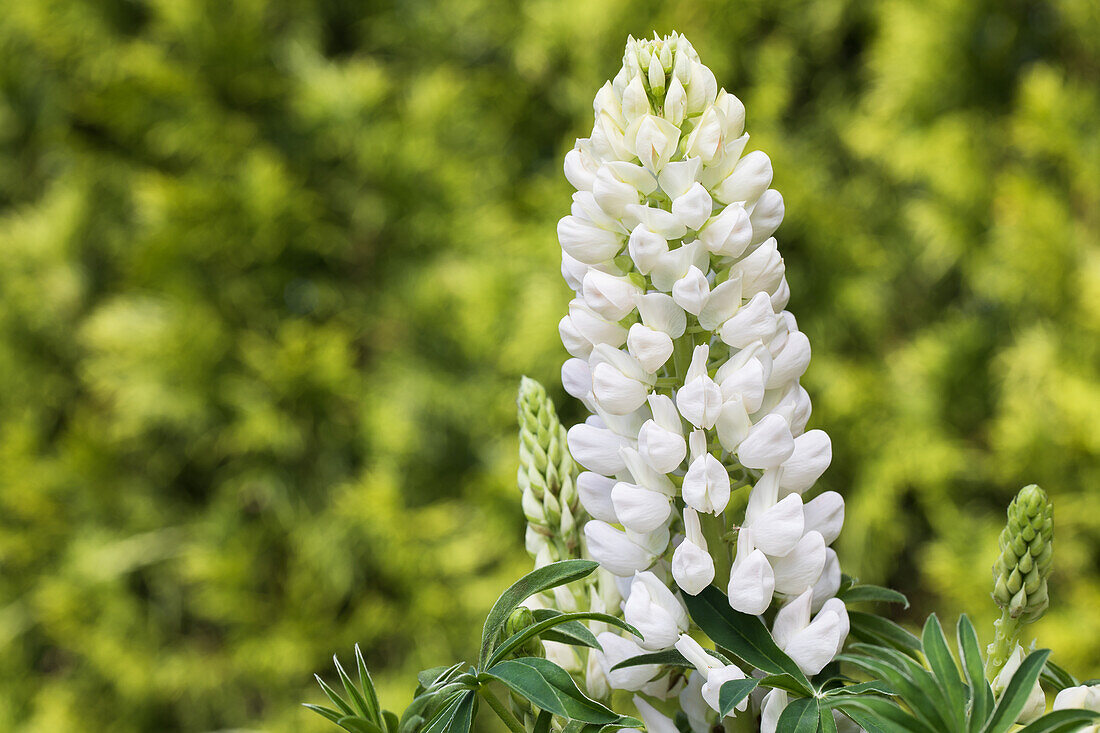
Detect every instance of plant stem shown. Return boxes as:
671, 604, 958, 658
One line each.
985, 608, 1022, 682
478, 685, 529, 733
700, 512, 733, 588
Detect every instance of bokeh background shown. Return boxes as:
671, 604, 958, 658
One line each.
1, 0, 1098, 730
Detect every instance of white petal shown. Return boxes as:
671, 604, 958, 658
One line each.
577, 471, 618, 523
564, 140, 599, 192
570, 300, 627, 348
811, 549, 842, 611
760, 689, 788, 733
635, 292, 687, 337
698, 203, 752, 257
675, 634, 723, 674
682, 453, 731, 515
802, 491, 844, 545
677, 376, 724, 429
621, 74, 652, 121
561, 358, 593, 402
719, 291, 777, 349
702, 664, 749, 715
715, 397, 752, 451
628, 224, 668, 274
612, 482, 672, 534
673, 182, 713, 230
770, 277, 791, 311
657, 156, 702, 200
718, 357, 767, 413
771, 531, 827, 596
772, 588, 814, 649
582, 269, 641, 321
627, 324, 674, 373
737, 414, 795, 469
560, 251, 588, 292
731, 236, 784, 296
632, 696, 679, 733
592, 361, 649, 415
568, 423, 627, 475
557, 215, 623, 263
785, 608, 841, 676
625, 203, 687, 239
768, 329, 810, 389
638, 419, 687, 474
672, 265, 711, 315
559, 315, 592, 358
585, 520, 657, 577
673, 521, 715, 596
749, 189, 784, 245
749, 494, 805, 557
819, 597, 850, 654
698, 276, 742, 331
727, 548, 775, 615
779, 430, 832, 494
651, 239, 708, 292
596, 632, 660, 690
713, 150, 773, 206
630, 114, 680, 172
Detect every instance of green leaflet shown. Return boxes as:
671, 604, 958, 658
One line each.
483, 656, 641, 727
717, 678, 759, 718
488, 610, 639, 667
775, 696, 820, 733
838, 585, 910, 609
1015, 709, 1100, 733
479, 560, 599, 668
681, 586, 813, 693
609, 649, 693, 671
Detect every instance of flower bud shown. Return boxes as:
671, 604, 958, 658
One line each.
749, 189, 784, 244
727, 530, 776, 615
502, 606, 545, 659
992, 484, 1053, 623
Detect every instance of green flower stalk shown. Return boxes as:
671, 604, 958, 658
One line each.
986, 484, 1054, 680
518, 376, 581, 566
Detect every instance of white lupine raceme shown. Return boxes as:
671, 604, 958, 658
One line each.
558, 31, 847, 700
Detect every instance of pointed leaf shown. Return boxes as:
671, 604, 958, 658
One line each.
848, 611, 922, 658
838, 585, 910, 609
610, 649, 693, 672
337, 718, 384, 733
957, 615, 994, 732
484, 657, 622, 725
823, 680, 895, 697
986, 649, 1050, 733
335, 654, 375, 721
383, 710, 399, 733
532, 609, 601, 650
480, 560, 599, 668
489, 611, 639, 667
1040, 660, 1079, 692
718, 678, 759, 718
775, 697, 819, 733
826, 697, 928, 733
848, 643, 954, 732
421, 691, 475, 733
819, 707, 840, 733
356, 644, 383, 722
1015, 709, 1100, 733
316, 674, 357, 717
304, 703, 346, 725
682, 586, 812, 692
922, 614, 967, 729
533, 710, 553, 733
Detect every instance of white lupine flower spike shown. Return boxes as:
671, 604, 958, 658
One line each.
556, 31, 845, 696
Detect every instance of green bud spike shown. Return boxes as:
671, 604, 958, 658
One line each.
517, 377, 582, 563
986, 484, 1054, 680
502, 607, 544, 659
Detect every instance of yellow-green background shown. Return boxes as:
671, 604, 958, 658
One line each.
1, 0, 1097, 730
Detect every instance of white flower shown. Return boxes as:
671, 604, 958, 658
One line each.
569, 299, 628, 349
582, 269, 642, 321
627, 323, 674, 373
557, 214, 624, 264
698, 276, 742, 331
713, 149, 773, 205
567, 421, 627, 475
635, 292, 687, 338
992, 645, 1048, 725
1053, 684, 1100, 728
802, 491, 844, 546
627, 224, 668, 274
576, 471, 618, 523
637, 394, 686, 473
673, 508, 715, 595
674, 634, 749, 716
778, 430, 832, 495
594, 632, 658, 691
744, 491, 805, 557
622, 571, 689, 650
749, 189, 784, 245
730, 237, 784, 296
676, 345, 723, 429
612, 482, 672, 533
727, 529, 776, 615
682, 430, 731, 514
672, 182, 713, 230
737, 414, 795, 470
767, 327, 811, 389
759, 688, 787, 733
671, 266, 711, 315
561, 357, 593, 405
770, 530, 827, 596
698, 203, 752, 257
719, 291, 777, 348
811, 549, 842, 611
679, 672, 713, 733
632, 696, 679, 733
584, 520, 669, 577
564, 139, 600, 191
772, 590, 848, 676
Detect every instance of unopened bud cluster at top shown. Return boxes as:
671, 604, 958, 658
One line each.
555, 32, 848, 728
992, 484, 1053, 623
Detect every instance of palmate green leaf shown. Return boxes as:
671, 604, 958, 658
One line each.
304, 703, 347, 726
847, 612, 923, 658
775, 696, 820, 733
759, 674, 818, 696
610, 649, 693, 671
956, 615, 994, 732
921, 614, 967, 730
334, 654, 376, 722
356, 644, 382, 723
315, 674, 358, 718
838, 585, 911, 609
479, 560, 599, 668
1015, 709, 1100, 733
850, 643, 955, 732
531, 608, 600, 649
488, 610, 640, 667
484, 656, 640, 727
985, 649, 1051, 733
681, 586, 813, 693
718, 678, 759, 717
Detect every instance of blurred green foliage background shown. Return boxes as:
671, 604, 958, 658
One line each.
0, 0, 1097, 730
